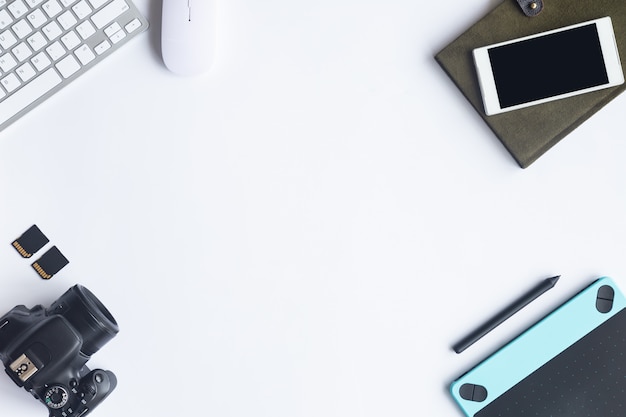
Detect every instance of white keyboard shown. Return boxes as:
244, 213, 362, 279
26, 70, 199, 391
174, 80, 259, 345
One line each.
0, 0, 147, 131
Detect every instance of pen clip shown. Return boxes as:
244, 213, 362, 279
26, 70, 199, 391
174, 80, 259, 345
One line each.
515, 0, 543, 17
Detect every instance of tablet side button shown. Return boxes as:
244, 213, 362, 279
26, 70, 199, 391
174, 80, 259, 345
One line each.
459, 383, 488, 402
596, 285, 615, 313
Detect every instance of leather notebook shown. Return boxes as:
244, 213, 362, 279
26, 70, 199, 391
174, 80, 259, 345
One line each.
435, 0, 626, 168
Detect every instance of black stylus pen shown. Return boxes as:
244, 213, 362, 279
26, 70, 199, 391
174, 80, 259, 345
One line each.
453, 275, 560, 354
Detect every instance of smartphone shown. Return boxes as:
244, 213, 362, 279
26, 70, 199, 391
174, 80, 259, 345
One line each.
473, 17, 624, 116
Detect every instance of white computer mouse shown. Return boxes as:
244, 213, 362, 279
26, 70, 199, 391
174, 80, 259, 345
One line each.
161, 0, 216, 76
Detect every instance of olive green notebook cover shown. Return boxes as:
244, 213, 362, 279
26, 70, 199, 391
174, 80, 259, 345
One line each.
435, 0, 626, 168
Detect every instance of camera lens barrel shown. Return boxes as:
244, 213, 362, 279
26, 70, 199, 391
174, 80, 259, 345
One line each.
47, 285, 119, 357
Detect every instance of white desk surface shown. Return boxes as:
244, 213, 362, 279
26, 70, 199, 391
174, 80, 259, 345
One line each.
1, 1, 626, 416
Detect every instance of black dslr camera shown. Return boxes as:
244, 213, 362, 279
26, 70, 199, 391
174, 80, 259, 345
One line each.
0, 285, 118, 417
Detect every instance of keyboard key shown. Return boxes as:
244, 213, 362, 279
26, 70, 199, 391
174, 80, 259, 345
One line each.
61, 30, 80, 50
0, 29, 17, 49
56, 54, 80, 78
93, 39, 109, 54
91, 0, 128, 29
1, 73, 21, 93
26, 0, 45, 7
12, 42, 33, 61
8, 0, 28, 19
42, 20, 62, 40
0, 68, 61, 125
12, 19, 33, 39
75, 20, 95, 39
0, 53, 17, 71
26, 32, 47, 52
60, 0, 78, 6
125, 18, 140, 33
31, 51, 51, 70
27, 31, 47, 51
104, 21, 120, 37
16, 62, 36, 82
0, 9, 13, 30
42, 0, 63, 18
57, 10, 77, 30
72, 0, 92, 20
74, 43, 94, 64
109, 29, 124, 44
45, 40, 65, 60
27, 9, 47, 29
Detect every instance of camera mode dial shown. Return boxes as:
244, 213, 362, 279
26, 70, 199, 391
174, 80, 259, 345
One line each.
44, 386, 69, 409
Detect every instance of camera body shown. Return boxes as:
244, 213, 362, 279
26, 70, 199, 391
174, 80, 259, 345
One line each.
0, 285, 118, 417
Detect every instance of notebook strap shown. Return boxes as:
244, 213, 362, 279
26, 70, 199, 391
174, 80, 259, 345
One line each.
516, 0, 543, 17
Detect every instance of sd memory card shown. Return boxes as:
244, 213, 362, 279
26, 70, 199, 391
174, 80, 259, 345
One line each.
12, 225, 49, 258
32, 246, 69, 279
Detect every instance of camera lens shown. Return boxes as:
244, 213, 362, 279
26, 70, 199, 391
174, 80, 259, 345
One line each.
47, 285, 119, 357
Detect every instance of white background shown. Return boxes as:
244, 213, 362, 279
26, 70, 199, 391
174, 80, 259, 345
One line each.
1, 1, 626, 416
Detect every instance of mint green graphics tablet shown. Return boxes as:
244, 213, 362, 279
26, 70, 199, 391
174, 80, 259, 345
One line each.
450, 277, 626, 417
